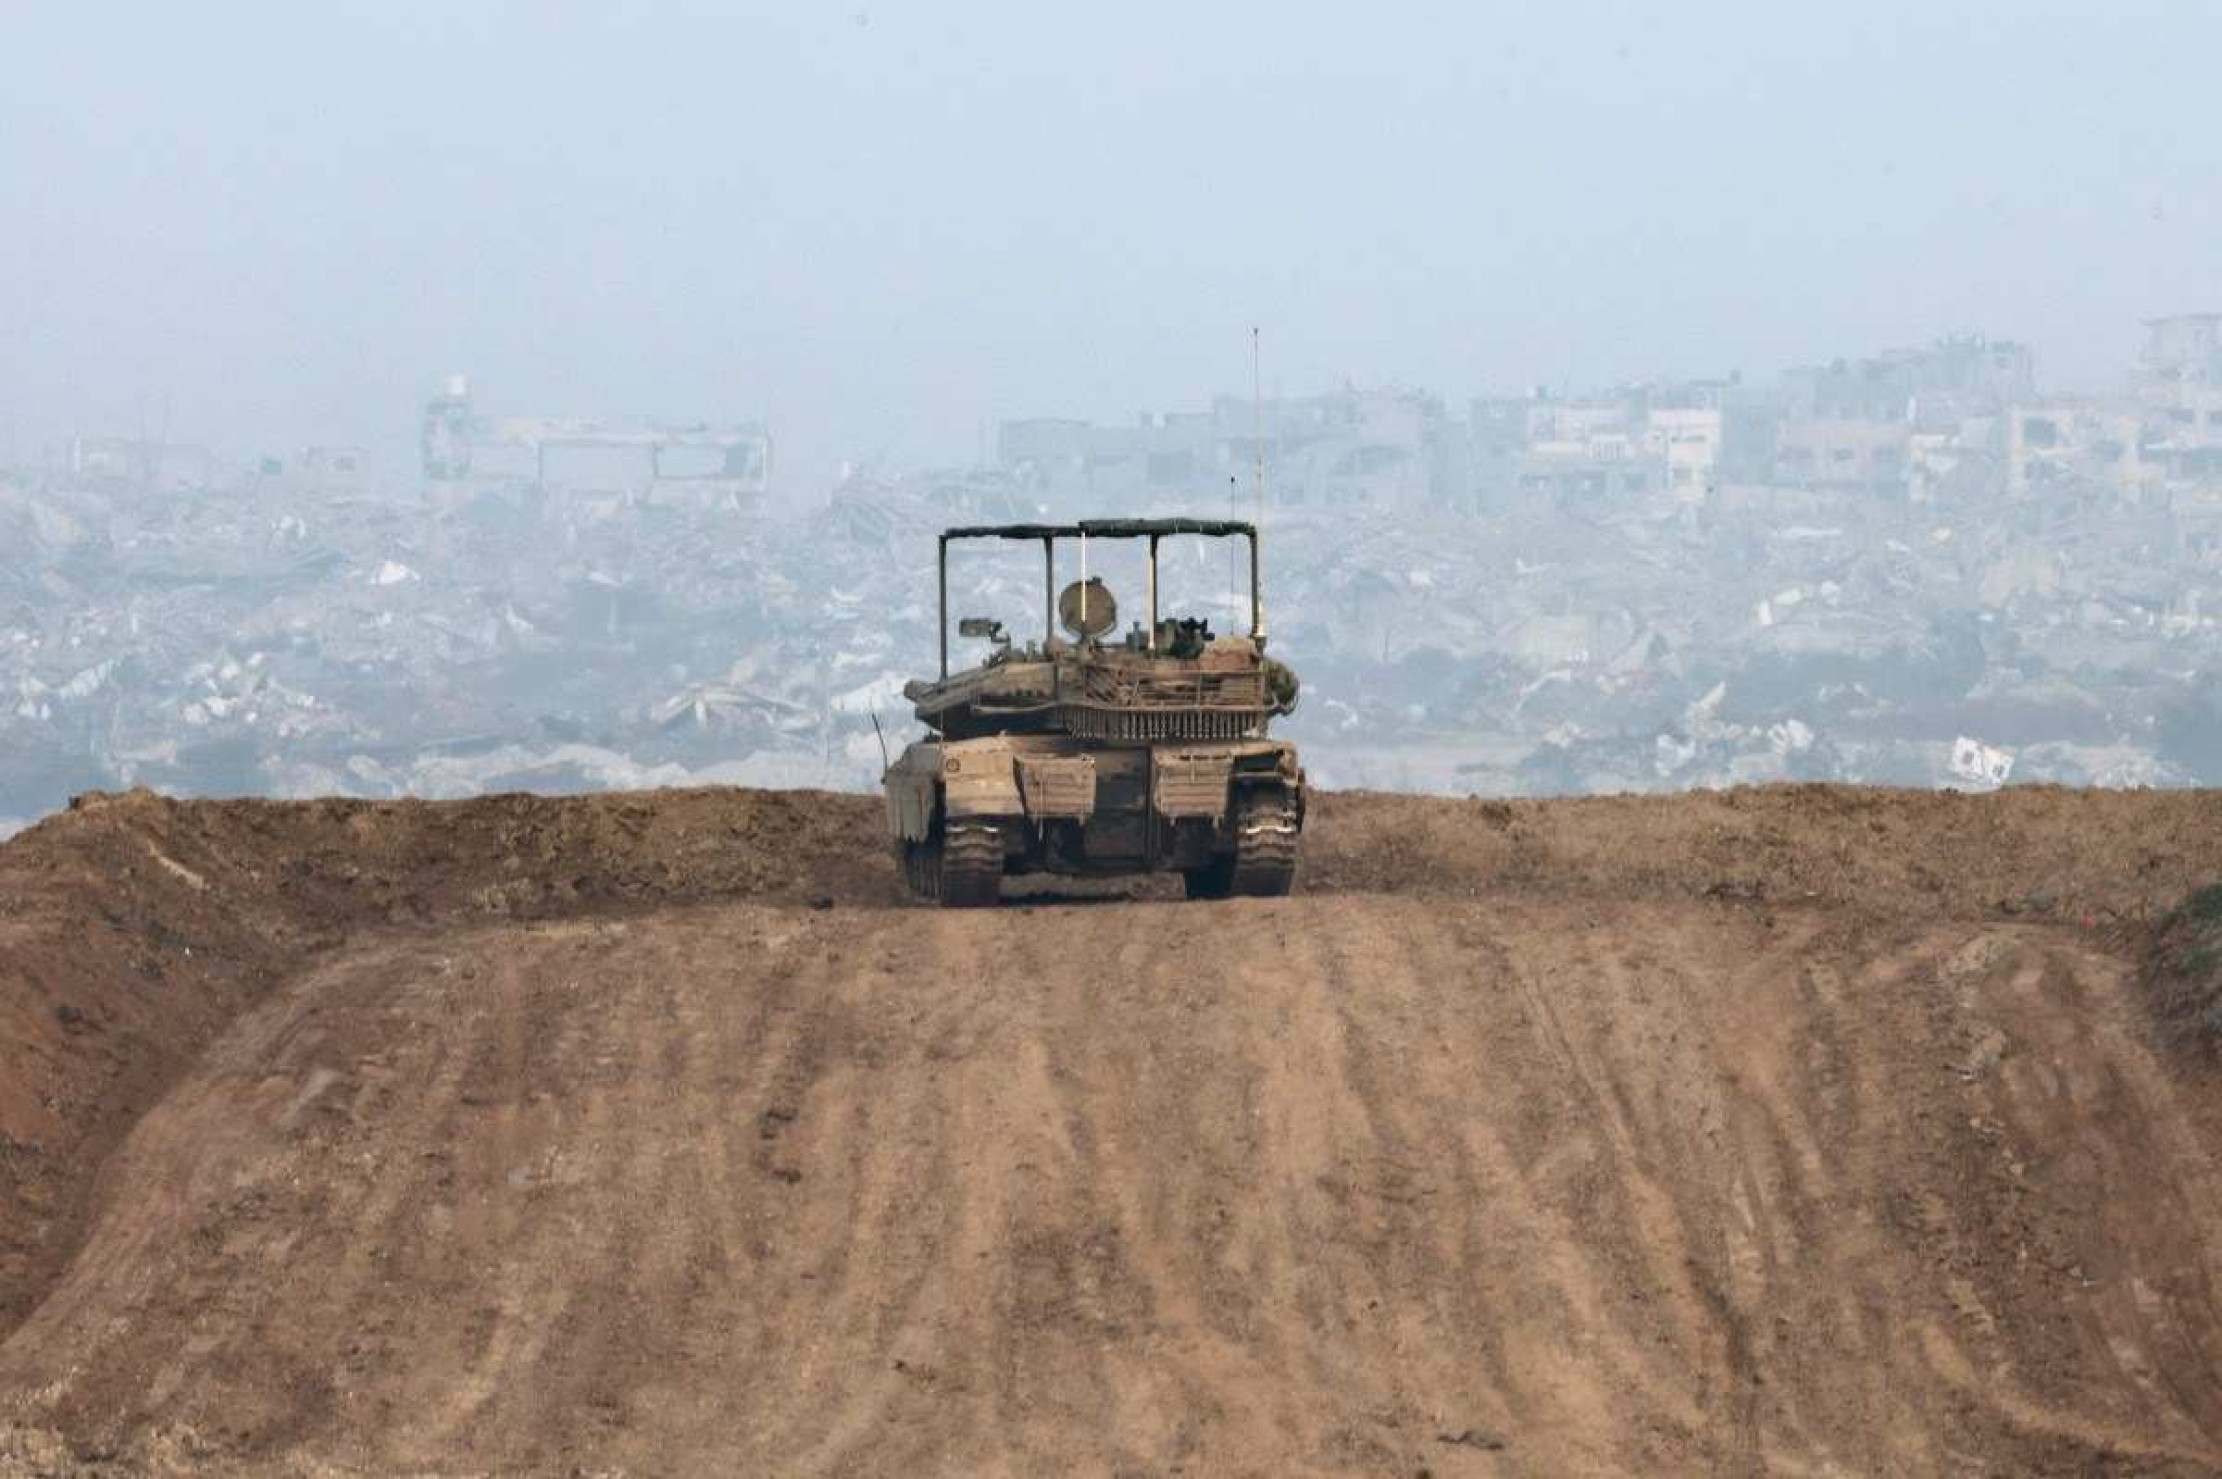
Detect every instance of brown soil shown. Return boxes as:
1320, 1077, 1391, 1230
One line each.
2144, 885, 2222, 1059
3, 784, 2222, 1475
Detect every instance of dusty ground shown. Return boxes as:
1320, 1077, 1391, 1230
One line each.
3, 784, 2222, 1475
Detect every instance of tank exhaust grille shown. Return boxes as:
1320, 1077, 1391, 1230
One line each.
1058, 706, 1265, 741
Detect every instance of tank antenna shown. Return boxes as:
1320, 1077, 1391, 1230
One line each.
1252, 326, 1265, 519
1226, 476, 1239, 623
1252, 326, 1267, 640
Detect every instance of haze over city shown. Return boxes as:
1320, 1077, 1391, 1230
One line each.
6, 2, 2218, 479
4, 0, 2222, 832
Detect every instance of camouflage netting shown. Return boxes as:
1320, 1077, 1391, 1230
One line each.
2144, 884, 2222, 1057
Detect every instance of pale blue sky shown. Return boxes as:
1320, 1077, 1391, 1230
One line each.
4, 2, 2216, 481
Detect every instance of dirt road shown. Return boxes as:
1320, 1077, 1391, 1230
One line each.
4, 787, 2222, 1474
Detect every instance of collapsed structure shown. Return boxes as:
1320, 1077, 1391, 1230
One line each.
421, 374, 770, 507
3, 315, 2221, 828
983, 319, 2221, 519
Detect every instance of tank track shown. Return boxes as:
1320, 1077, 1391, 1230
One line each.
1185, 789, 1298, 898
1229, 789, 1300, 896
900, 824, 1004, 908
938, 823, 1003, 908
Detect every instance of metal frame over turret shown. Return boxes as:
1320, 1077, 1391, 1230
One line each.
932, 518, 1265, 678
883, 516, 1304, 907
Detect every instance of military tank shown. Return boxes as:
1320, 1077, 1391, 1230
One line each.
882, 518, 1304, 907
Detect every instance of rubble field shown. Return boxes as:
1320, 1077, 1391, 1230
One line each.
4, 784, 2222, 1473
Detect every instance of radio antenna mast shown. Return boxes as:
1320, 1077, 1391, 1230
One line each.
1251, 326, 1265, 520
1251, 326, 1266, 640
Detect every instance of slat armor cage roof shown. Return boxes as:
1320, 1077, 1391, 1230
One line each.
934, 518, 1264, 676
939, 517, 1258, 541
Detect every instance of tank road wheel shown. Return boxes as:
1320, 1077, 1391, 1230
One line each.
938, 822, 1004, 908
1228, 789, 1300, 897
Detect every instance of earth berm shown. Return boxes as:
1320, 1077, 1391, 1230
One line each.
3, 784, 2222, 1475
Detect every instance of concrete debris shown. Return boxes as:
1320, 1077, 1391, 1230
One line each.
1950, 737, 2016, 789
1, 318, 2220, 820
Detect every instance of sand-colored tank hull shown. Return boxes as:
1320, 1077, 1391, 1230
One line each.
883, 732, 1303, 906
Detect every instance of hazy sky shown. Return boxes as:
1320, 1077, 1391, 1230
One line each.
5, 2, 2217, 484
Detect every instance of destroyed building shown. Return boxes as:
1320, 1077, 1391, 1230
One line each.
1468, 381, 1742, 511
421, 375, 772, 510
998, 386, 1461, 511
3, 316, 2220, 829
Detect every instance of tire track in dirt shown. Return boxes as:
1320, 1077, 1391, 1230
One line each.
5, 895, 2222, 1475
13, 779, 2222, 1377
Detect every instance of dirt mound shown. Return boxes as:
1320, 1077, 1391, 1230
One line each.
1304, 784, 2222, 922
2145, 885, 2222, 1058
3, 783, 2222, 1474
0, 786, 891, 1333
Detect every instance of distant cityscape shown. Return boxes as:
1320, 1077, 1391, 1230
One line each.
5, 312, 2221, 833
967, 314, 2221, 516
